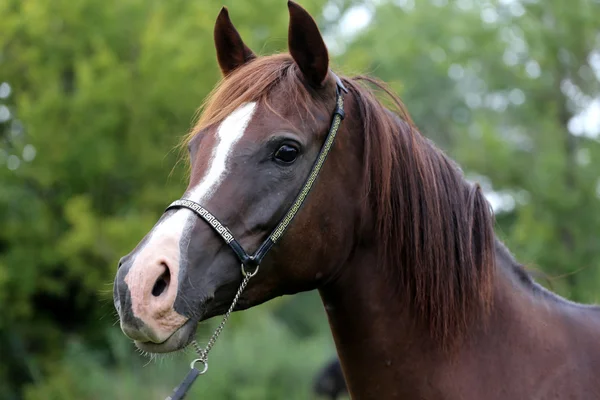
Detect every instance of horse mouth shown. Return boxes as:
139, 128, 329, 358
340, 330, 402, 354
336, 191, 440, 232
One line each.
134, 318, 198, 354
131, 293, 240, 354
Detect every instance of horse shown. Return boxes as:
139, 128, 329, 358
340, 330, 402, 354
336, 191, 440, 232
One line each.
313, 357, 348, 400
113, 2, 600, 398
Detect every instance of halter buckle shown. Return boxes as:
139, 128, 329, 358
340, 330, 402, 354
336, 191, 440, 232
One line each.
241, 263, 260, 278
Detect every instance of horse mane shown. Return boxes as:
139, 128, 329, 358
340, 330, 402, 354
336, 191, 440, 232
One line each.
345, 76, 496, 348
185, 54, 496, 349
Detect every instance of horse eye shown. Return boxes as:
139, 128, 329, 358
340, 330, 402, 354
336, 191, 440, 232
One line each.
274, 144, 299, 164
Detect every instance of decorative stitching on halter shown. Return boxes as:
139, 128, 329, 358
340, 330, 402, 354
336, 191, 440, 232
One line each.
166, 199, 235, 244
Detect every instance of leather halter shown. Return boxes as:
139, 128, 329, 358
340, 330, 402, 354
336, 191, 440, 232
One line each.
164, 74, 348, 275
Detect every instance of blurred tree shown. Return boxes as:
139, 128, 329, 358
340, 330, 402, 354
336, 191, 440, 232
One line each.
339, 0, 600, 300
0, 0, 355, 396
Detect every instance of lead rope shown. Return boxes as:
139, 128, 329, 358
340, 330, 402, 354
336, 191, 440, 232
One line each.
165, 265, 258, 400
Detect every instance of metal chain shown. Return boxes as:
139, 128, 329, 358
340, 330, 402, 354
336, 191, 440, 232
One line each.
189, 264, 258, 370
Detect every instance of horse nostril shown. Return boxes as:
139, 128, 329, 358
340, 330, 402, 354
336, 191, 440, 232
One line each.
152, 263, 171, 297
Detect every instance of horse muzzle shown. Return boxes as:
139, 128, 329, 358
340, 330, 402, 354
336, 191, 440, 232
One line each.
113, 252, 192, 352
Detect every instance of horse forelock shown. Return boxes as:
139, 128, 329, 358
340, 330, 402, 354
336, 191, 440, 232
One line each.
183, 54, 327, 150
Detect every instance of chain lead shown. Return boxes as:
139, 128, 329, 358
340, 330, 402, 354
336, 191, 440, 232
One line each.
167, 265, 257, 400
191, 264, 256, 365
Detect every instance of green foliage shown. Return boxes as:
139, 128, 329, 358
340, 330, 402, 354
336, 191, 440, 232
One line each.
1, 0, 599, 398
1, 0, 340, 396
23, 305, 335, 400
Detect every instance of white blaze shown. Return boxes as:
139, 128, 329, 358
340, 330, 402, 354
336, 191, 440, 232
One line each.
188, 102, 257, 203
124, 102, 258, 335
150, 102, 257, 246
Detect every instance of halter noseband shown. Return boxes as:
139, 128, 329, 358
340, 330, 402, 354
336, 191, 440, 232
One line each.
164, 74, 348, 276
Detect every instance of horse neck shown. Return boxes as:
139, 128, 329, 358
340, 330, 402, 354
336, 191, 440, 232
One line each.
318, 237, 548, 399
318, 246, 420, 398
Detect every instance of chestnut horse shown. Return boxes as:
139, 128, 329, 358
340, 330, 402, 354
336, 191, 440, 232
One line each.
113, 2, 600, 399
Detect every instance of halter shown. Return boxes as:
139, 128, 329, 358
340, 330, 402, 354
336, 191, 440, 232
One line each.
164, 74, 347, 400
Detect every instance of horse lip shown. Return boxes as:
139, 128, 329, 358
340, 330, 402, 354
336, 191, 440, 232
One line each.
121, 321, 160, 343
134, 318, 198, 354
131, 291, 238, 353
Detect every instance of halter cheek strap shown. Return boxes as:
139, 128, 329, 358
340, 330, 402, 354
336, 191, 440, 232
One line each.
165, 74, 347, 274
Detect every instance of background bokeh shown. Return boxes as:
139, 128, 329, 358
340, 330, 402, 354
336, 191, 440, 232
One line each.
1, 0, 599, 398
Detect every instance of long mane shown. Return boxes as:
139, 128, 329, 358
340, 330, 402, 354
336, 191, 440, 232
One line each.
345, 77, 496, 348
185, 54, 496, 348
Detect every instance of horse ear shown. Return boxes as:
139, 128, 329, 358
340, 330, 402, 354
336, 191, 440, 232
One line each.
287, 1, 329, 87
214, 7, 256, 76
